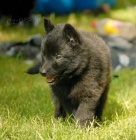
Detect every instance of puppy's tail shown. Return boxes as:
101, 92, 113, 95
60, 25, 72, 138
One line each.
26, 63, 41, 75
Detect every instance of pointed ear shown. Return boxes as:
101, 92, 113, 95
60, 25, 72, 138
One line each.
63, 24, 80, 44
44, 18, 54, 33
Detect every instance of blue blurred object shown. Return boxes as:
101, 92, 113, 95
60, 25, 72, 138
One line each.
49, 0, 74, 14
34, 0, 49, 15
74, 0, 117, 11
74, 0, 104, 11
34, 0, 117, 15
34, 0, 74, 15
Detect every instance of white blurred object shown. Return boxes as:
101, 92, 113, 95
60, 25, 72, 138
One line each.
119, 54, 130, 67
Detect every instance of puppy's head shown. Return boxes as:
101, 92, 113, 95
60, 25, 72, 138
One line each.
27, 18, 84, 84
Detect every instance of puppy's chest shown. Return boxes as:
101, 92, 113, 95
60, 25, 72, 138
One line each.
51, 85, 79, 114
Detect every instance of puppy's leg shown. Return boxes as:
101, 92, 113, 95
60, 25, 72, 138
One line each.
53, 96, 66, 120
75, 100, 95, 127
95, 84, 109, 121
75, 91, 104, 127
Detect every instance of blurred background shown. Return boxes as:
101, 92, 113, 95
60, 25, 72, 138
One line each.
0, 0, 136, 71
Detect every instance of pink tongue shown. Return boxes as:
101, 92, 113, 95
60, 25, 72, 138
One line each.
46, 76, 55, 83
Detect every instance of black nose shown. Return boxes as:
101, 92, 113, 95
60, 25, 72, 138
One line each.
40, 68, 46, 77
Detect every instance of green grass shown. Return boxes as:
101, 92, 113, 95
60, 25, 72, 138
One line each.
0, 57, 136, 140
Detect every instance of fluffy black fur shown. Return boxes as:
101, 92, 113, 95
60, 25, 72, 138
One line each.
27, 18, 111, 127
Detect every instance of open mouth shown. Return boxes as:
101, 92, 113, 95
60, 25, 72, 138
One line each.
46, 76, 56, 84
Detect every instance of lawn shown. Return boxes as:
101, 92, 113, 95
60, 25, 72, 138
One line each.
0, 1, 136, 139
0, 57, 136, 140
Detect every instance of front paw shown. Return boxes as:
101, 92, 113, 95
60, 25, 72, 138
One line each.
54, 111, 62, 119
54, 110, 66, 120
78, 119, 94, 127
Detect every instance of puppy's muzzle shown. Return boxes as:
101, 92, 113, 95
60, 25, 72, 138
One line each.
40, 68, 46, 77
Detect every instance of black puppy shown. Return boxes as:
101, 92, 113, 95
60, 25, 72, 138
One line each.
27, 18, 111, 127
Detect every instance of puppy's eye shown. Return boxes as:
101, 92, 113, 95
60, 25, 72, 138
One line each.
55, 55, 62, 59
